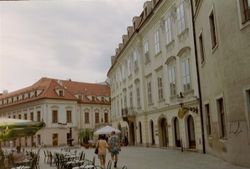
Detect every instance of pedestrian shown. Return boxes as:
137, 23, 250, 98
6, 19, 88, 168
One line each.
108, 131, 121, 168
96, 134, 109, 169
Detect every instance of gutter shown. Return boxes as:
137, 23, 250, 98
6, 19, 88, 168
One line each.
190, 0, 206, 154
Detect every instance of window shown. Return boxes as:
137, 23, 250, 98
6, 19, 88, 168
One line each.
18, 114, 21, 119
52, 110, 58, 123
165, 17, 173, 44
136, 86, 141, 108
95, 113, 99, 123
182, 59, 191, 91
177, 2, 186, 34
66, 110, 72, 123
37, 111, 41, 122
30, 112, 34, 121
104, 113, 108, 123
240, 0, 250, 23
154, 30, 160, 54
24, 113, 27, 120
85, 112, 89, 124
217, 98, 227, 139
209, 11, 218, 49
157, 77, 164, 101
205, 104, 212, 136
59, 90, 64, 96
13, 115, 16, 119
144, 40, 149, 54
147, 81, 153, 104
199, 33, 205, 63
133, 50, 139, 72
124, 92, 127, 108
129, 90, 133, 108
168, 66, 176, 96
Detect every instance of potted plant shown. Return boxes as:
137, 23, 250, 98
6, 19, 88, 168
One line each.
79, 129, 93, 149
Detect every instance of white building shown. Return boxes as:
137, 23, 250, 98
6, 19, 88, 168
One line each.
193, 0, 250, 167
0, 77, 111, 147
108, 0, 203, 151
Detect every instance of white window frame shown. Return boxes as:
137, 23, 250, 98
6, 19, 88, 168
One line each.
182, 58, 191, 92
154, 29, 160, 55
177, 2, 186, 34
168, 66, 176, 96
144, 40, 149, 54
165, 16, 173, 45
157, 76, 164, 101
147, 81, 153, 105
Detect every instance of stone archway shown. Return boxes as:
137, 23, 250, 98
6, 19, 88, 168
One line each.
173, 117, 181, 147
158, 117, 168, 147
187, 115, 196, 149
150, 120, 155, 145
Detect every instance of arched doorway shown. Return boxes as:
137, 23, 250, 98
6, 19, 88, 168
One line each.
150, 120, 155, 145
187, 115, 196, 149
173, 117, 181, 147
129, 122, 135, 145
138, 122, 142, 144
158, 117, 168, 147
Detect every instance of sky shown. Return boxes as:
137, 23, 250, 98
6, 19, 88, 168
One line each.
0, 0, 145, 92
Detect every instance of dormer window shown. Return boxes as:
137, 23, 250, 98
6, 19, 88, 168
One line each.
55, 88, 64, 96
92, 96, 96, 101
101, 97, 105, 102
59, 90, 64, 96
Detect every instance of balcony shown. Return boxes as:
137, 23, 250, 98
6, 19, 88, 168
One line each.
122, 107, 136, 122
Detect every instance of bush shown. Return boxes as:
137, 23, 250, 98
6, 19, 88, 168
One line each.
79, 129, 93, 145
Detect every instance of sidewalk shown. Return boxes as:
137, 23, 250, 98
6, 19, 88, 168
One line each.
39, 146, 250, 169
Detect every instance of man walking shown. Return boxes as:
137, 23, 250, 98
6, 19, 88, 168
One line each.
109, 131, 120, 168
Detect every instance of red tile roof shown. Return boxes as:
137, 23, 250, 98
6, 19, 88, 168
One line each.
0, 77, 110, 108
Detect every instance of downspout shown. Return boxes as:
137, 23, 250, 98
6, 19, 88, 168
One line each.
190, 0, 206, 154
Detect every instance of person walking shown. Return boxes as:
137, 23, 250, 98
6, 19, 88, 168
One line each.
96, 134, 109, 169
109, 131, 120, 168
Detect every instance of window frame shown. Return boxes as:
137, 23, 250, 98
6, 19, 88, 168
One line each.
85, 112, 90, 124
209, 10, 218, 49
165, 16, 173, 45
217, 97, 227, 139
181, 58, 191, 92
177, 2, 186, 34
154, 29, 161, 55
52, 110, 58, 123
66, 110, 72, 123
168, 66, 177, 96
157, 76, 164, 101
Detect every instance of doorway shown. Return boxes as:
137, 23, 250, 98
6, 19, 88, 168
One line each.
187, 115, 196, 149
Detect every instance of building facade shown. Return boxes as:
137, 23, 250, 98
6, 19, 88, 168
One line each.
0, 77, 111, 147
108, 0, 203, 151
193, 0, 250, 167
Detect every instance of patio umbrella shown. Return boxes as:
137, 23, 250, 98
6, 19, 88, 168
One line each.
0, 118, 45, 141
94, 125, 121, 135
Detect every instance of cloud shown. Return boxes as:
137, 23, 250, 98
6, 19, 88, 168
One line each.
0, 0, 145, 92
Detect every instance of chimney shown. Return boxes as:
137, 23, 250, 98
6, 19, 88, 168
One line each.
111, 56, 116, 65
115, 48, 119, 55
127, 26, 134, 37
133, 16, 141, 30
119, 43, 123, 51
122, 34, 128, 44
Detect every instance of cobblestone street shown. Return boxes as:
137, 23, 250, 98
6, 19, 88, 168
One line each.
40, 146, 250, 169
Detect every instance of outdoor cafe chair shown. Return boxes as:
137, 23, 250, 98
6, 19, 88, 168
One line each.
121, 165, 128, 169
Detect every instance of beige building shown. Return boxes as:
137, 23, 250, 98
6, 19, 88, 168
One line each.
0, 77, 111, 147
193, 0, 250, 167
108, 0, 203, 151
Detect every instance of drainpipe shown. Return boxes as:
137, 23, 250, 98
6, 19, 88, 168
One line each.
189, 0, 206, 154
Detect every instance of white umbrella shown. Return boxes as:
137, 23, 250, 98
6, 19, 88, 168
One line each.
94, 125, 121, 135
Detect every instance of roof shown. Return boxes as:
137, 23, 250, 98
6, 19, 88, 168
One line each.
0, 77, 111, 109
